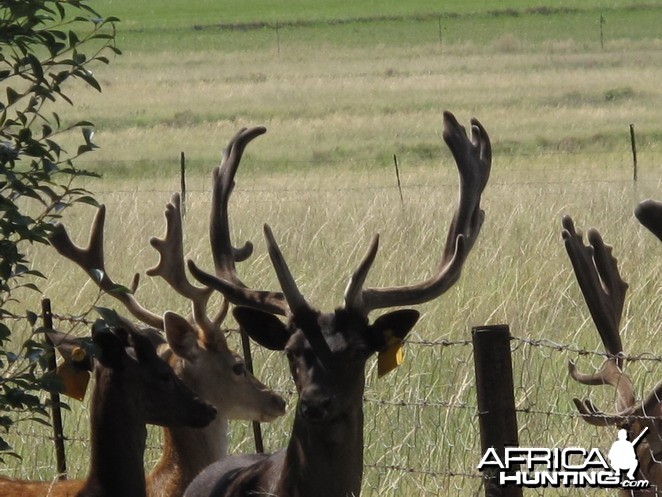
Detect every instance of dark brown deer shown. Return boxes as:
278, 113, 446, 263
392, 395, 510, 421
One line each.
182, 111, 491, 497
48, 127, 286, 497
0, 325, 216, 497
563, 215, 662, 496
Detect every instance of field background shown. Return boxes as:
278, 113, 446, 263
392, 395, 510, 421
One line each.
2, 0, 662, 495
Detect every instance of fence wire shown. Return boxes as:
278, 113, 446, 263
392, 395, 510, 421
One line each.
2, 309, 661, 496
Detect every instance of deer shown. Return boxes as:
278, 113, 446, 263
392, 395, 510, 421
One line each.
180, 110, 492, 497
562, 213, 662, 496
0, 324, 217, 497
48, 127, 286, 497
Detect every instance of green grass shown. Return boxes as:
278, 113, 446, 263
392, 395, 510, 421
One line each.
2, 0, 662, 495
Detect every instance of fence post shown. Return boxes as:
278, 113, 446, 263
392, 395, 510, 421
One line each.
472, 324, 521, 497
180, 151, 187, 217
239, 330, 264, 453
42, 298, 67, 480
392, 154, 404, 206
600, 14, 605, 50
629, 124, 638, 182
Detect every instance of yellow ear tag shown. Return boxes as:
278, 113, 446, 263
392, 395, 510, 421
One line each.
377, 332, 404, 379
55, 348, 90, 401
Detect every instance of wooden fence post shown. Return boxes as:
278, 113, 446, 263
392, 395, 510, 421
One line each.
472, 324, 521, 497
42, 298, 67, 480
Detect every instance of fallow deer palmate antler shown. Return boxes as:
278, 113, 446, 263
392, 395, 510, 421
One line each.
563, 215, 662, 493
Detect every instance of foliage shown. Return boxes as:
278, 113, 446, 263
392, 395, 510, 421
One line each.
0, 0, 119, 460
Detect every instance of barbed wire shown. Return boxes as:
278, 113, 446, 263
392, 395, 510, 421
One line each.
9, 311, 656, 364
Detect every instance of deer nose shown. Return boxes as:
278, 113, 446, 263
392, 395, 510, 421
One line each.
191, 400, 217, 428
299, 394, 332, 422
273, 395, 287, 414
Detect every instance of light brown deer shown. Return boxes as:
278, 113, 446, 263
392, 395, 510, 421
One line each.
563, 214, 662, 496
182, 111, 491, 497
0, 325, 216, 497
48, 127, 286, 497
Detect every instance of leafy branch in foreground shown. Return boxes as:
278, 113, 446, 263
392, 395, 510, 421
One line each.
0, 0, 120, 460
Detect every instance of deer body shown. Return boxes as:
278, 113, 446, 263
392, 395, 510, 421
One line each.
0, 328, 216, 497
185, 112, 492, 497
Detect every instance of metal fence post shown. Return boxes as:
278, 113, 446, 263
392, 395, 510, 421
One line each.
42, 298, 67, 480
472, 324, 521, 497
239, 329, 264, 453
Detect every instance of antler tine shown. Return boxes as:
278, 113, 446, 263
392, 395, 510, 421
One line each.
146, 193, 215, 329
262, 224, 312, 316
50, 205, 164, 330
572, 380, 662, 428
569, 358, 636, 413
635, 199, 662, 241
561, 216, 627, 364
209, 126, 264, 284
572, 398, 629, 427
188, 260, 289, 317
344, 111, 491, 315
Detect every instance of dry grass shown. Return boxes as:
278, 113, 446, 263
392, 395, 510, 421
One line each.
2, 20, 662, 496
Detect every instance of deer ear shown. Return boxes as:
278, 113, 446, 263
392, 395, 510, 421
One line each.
92, 330, 127, 368
129, 328, 159, 363
47, 331, 94, 372
164, 311, 202, 361
233, 306, 290, 351
367, 309, 420, 353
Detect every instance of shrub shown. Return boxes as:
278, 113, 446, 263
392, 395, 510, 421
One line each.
0, 0, 119, 459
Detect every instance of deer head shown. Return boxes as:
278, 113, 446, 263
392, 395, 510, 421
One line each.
563, 215, 662, 494
0, 325, 216, 497
183, 111, 491, 497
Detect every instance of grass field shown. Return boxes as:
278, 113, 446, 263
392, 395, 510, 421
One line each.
2, 1, 662, 495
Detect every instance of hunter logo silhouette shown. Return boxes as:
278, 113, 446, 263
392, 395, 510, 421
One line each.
608, 427, 649, 480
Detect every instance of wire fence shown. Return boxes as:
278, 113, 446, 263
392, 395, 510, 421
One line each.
3, 303, 661, 495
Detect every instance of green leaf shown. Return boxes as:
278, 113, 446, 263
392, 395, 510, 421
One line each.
74, 195, 99, 207
6, 88, 21, 105
26, 311, 38, 326
94, 306, 119, 327
0, 323, 10, 342
90, 268, 105, 282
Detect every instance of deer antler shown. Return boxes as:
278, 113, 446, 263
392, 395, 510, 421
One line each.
343, 111, 491, 315
50, 206, 164, 330
635, 199, 662, 241
51, 129, 264, 333
188, 129, 290, 317
190, 111, 491, 319
562, 216, 627, 364
562, 215, 653, 426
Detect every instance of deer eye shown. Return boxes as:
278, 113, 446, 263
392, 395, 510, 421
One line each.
232, 363, 246, 376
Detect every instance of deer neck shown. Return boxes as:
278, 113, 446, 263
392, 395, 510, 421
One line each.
81, 367, 148, 497
148, 412, 228, 497
279, 392, 365, 497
